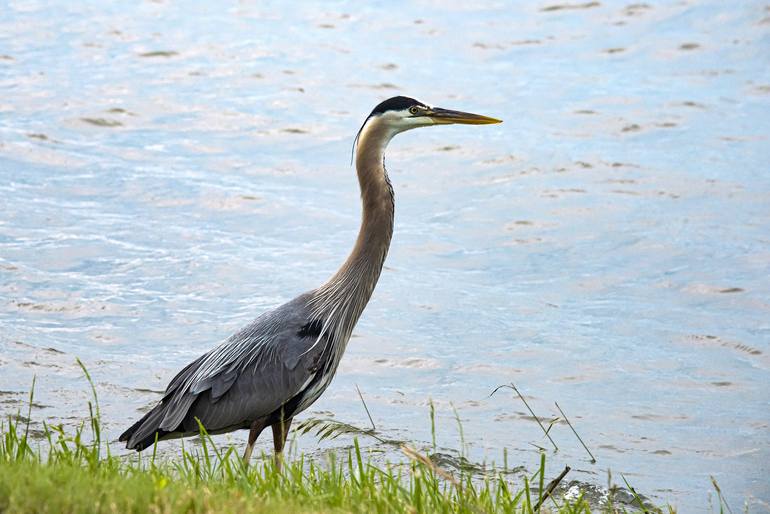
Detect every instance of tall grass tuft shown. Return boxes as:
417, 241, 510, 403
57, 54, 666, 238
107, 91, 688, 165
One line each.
0, 363, 670, 513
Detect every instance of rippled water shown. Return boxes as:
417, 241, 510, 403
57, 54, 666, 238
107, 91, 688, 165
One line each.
2, 0, 769, 510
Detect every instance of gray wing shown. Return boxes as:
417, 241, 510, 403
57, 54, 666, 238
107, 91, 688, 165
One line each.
158, 293, 326, 434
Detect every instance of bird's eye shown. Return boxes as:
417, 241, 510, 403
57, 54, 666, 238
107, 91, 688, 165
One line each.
408, 106, 419, 115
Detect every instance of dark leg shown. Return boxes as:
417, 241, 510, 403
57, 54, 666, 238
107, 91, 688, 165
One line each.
271, 417, 293, 470
242, 419, 267, 465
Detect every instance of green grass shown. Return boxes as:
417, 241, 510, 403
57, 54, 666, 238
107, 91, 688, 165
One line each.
0, 367, 669, 514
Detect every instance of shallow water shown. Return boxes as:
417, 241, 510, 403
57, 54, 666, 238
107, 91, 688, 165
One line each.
1, 0, 769, 510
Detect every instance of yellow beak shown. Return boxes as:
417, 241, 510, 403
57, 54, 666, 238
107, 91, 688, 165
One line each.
428, 107, 502, 125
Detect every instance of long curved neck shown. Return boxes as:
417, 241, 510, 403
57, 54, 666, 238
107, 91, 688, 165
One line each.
310, 120, 396, 339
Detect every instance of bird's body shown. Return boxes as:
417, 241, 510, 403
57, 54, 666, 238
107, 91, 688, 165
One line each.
120, 96, 500, 462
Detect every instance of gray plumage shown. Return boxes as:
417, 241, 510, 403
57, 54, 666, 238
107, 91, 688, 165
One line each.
122, 294, 330, 449
119, 96, 501, 460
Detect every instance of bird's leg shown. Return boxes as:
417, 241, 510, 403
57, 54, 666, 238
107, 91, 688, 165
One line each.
242, 419, 267, 466
271, 417, 293, 471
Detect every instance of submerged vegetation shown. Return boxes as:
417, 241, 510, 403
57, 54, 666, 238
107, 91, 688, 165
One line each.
0, 364, 680, 513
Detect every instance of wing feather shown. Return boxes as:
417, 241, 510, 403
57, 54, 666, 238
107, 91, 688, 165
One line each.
156, 294, 327, 433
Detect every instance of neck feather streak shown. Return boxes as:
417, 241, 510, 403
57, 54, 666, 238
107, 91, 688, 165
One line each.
309, 120, 395, 343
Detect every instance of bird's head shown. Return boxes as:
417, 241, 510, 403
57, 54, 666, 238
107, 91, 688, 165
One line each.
367, 96, 502, 130
353, 96, 501, 159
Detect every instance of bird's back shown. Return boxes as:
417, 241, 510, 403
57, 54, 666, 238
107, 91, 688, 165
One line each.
120, 292, 337, 449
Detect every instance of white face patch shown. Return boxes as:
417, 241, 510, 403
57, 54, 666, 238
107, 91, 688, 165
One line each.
378, 108, 436, 131
352, 101, 436, 160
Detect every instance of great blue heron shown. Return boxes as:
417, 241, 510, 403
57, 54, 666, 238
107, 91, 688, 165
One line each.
119, 96, 501, 465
